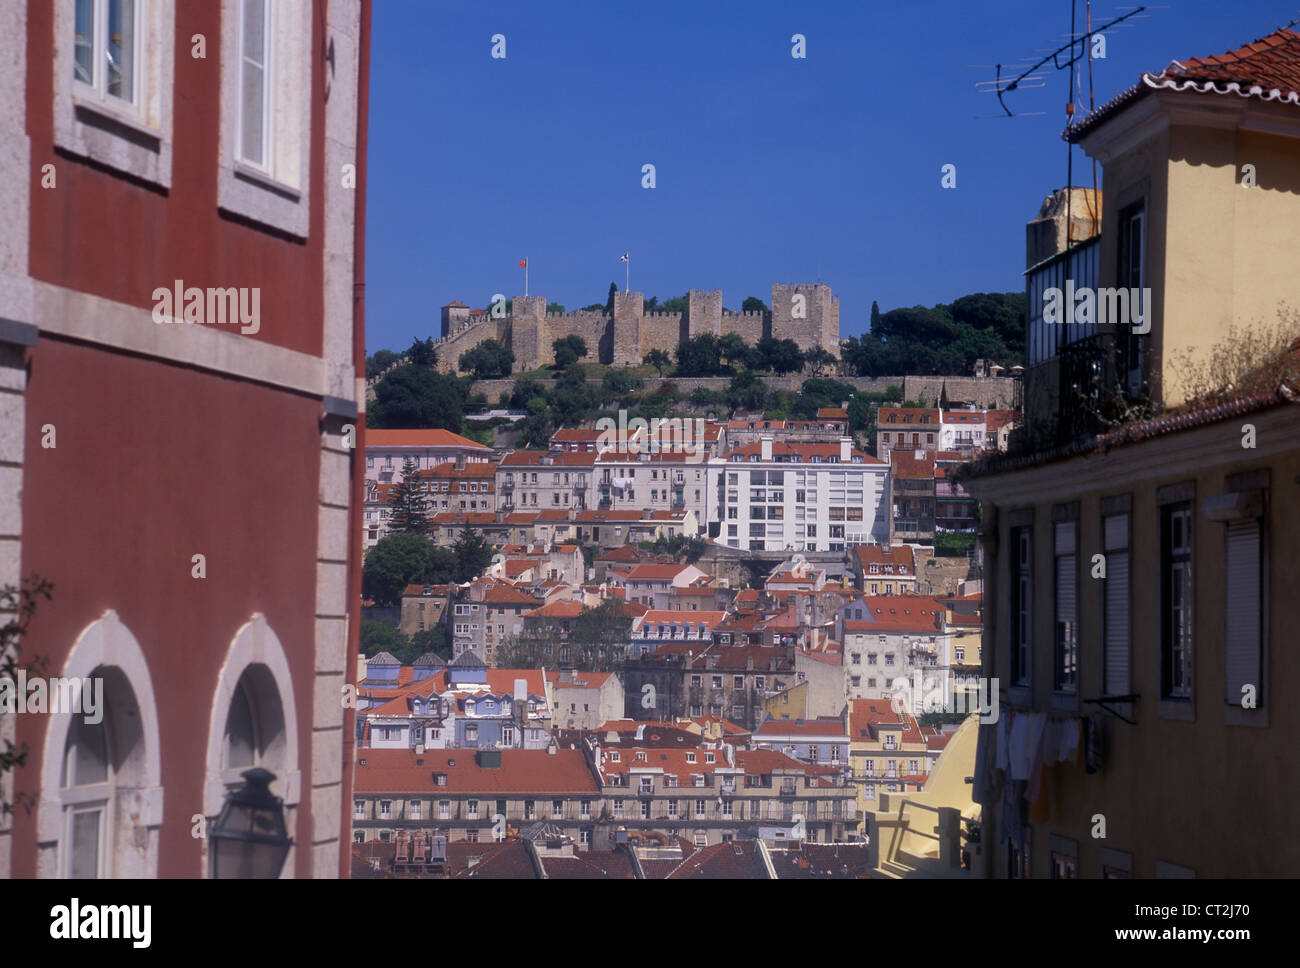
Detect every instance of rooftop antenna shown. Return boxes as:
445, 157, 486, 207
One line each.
970, 4, 1154, 120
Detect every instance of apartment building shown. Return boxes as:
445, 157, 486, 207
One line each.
848, 700, 935, 816
594, 744, 856, 847
548, 670, 626, 730
876, 408, 942, 462
417, 461, 498, 515
753, 716, 851, 768
497, 450, 598, 512
840, 597, 951, 703
849, 544, 919, 596
595, 451, 710, 525
366, 428, 493, 484
709, 438, 889, 552
449, 581, 543, 664
967, 25, 1300, 877
0, 0, 371, 879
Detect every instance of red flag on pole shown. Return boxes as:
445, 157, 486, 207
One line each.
519, 259, 527, 267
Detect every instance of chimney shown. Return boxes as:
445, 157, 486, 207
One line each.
840, 436, 851, 462
514, 678, 528, 701
455, 453, 466, 470
760, 435, 773, 462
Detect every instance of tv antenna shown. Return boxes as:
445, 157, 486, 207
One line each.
970, 4, 1155, 119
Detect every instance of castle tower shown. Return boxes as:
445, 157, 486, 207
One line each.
770, 283, 839, 358
509, 295, 548, 371
612, 291, 644, 367
440, 301, 471, 338
687, 289, 722, 340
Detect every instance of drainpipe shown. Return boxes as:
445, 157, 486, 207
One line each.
340, 0, 372, 878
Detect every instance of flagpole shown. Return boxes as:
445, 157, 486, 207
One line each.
625, 256, 629, 293
525, 257, 529, 298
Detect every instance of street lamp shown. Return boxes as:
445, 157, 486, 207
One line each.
209, 767, 293, 878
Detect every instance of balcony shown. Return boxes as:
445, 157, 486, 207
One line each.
778, 781, 798, 798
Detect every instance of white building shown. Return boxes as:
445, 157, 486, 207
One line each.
708, 437, 889, 552
365, 428, 493, 484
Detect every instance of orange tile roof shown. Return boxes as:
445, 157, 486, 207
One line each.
366, 429, 491, 450
354, 748, 599, 795
854, 544, 916, 574
618, 563, 696, 581
1070, 28, 1300, 141
843, 595, 947, 633
849, 699, 924, 745
755, 717, 848, 738
499, 450, 599, 467
815, 407, 848, 419
482, 584, 543, 606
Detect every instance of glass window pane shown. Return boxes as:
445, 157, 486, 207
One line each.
225, 682, 256, 768
65, 716, 109, 787
241, 0, 267, 164
74, 0, 95, 84
107, 0, 135, 102
70, 807, 102, 878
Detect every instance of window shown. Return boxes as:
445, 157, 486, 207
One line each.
1054, 517, 1078, 693
1118, 203, 1146, 392
685, 752, 696, 763
409, 800, 422, 820
552, 799, 563, 819
1102, 510, 1131, 697
75, 0, 140, 107
379, 800, 392, 820
467, 799, 479, 819
954, 647, 965, 663
62, 715, 111, 878
733, 676, 745, 690
695, 799, 706, 818
1224, 516, 1264, 709
1012, 525, 1032, 686
218, 0, 313, 236
57, 0, 176, 187
613, 799, 624, 819
438, 800, 449, 820
354, 800, 365, 820
524, 800, 536, 820
1161, 502, 1194, 699
667, 798, 679, 819
641, 800, 651, 819
711, 676, 722, 689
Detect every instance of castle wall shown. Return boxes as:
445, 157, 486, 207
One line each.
612, 291, 643, 367
771, 282, 836, 356
638, 311, 685, 360
720, 310, 767, 340
687, 289, 722, 339
509, 294, 548, 371
545, 309, 611, 367
432, 317, 507, 374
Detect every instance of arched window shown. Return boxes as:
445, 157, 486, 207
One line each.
61, 714, 111, 878
219, 666, 286, 791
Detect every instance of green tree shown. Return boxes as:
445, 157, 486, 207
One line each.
804, 347, 836, 377
387, 458, 431, 533
675, 334, 724, 376
1, 576, 53, 818
411, 626, 452, 662
719, 332, 752, 371
369, 366, 466, 430
546, 302, 566, 314
644, 348, 672, 376
459, 338, 515, 379
366, 348, 403, 380
362, 532, 456, 607
742, 296, 769, 314
552, 335, 589, 369
606, 282, 619, 313
361, 620, 411, 660
727, 369, 770, 412
603, 368, 643, 396
755, 336, 804, 375
870, 299, 881, 330
407, 337, 439, 369
660, 293, 689, 314
453, 528, 494, 582
940, 381, 950, 409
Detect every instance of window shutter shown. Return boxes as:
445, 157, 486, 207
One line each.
1103, 515, 1130, 696
1055, 522, 1076, 623
1224, 520, 1262, 706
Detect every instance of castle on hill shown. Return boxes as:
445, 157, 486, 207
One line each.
436, 283, 840, 374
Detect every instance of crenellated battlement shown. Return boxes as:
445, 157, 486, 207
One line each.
433, 281, 839, 374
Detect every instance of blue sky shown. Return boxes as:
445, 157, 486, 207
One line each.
365, 0, 1294, 352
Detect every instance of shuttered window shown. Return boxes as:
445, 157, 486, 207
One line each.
1054, 521, 1077, 691
1224, 520, 1263, 707
1012, 527, 1032, 685
1103, 513, 1131, 696
1161, 504, 1194, 699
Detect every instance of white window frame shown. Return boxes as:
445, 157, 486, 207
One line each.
54, 0, 176, 187
218, 0, 313, 237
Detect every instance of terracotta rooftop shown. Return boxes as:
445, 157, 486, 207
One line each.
354, 748, 599, 795
1068, 27, 1300, 141
366, 429, 491, 450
